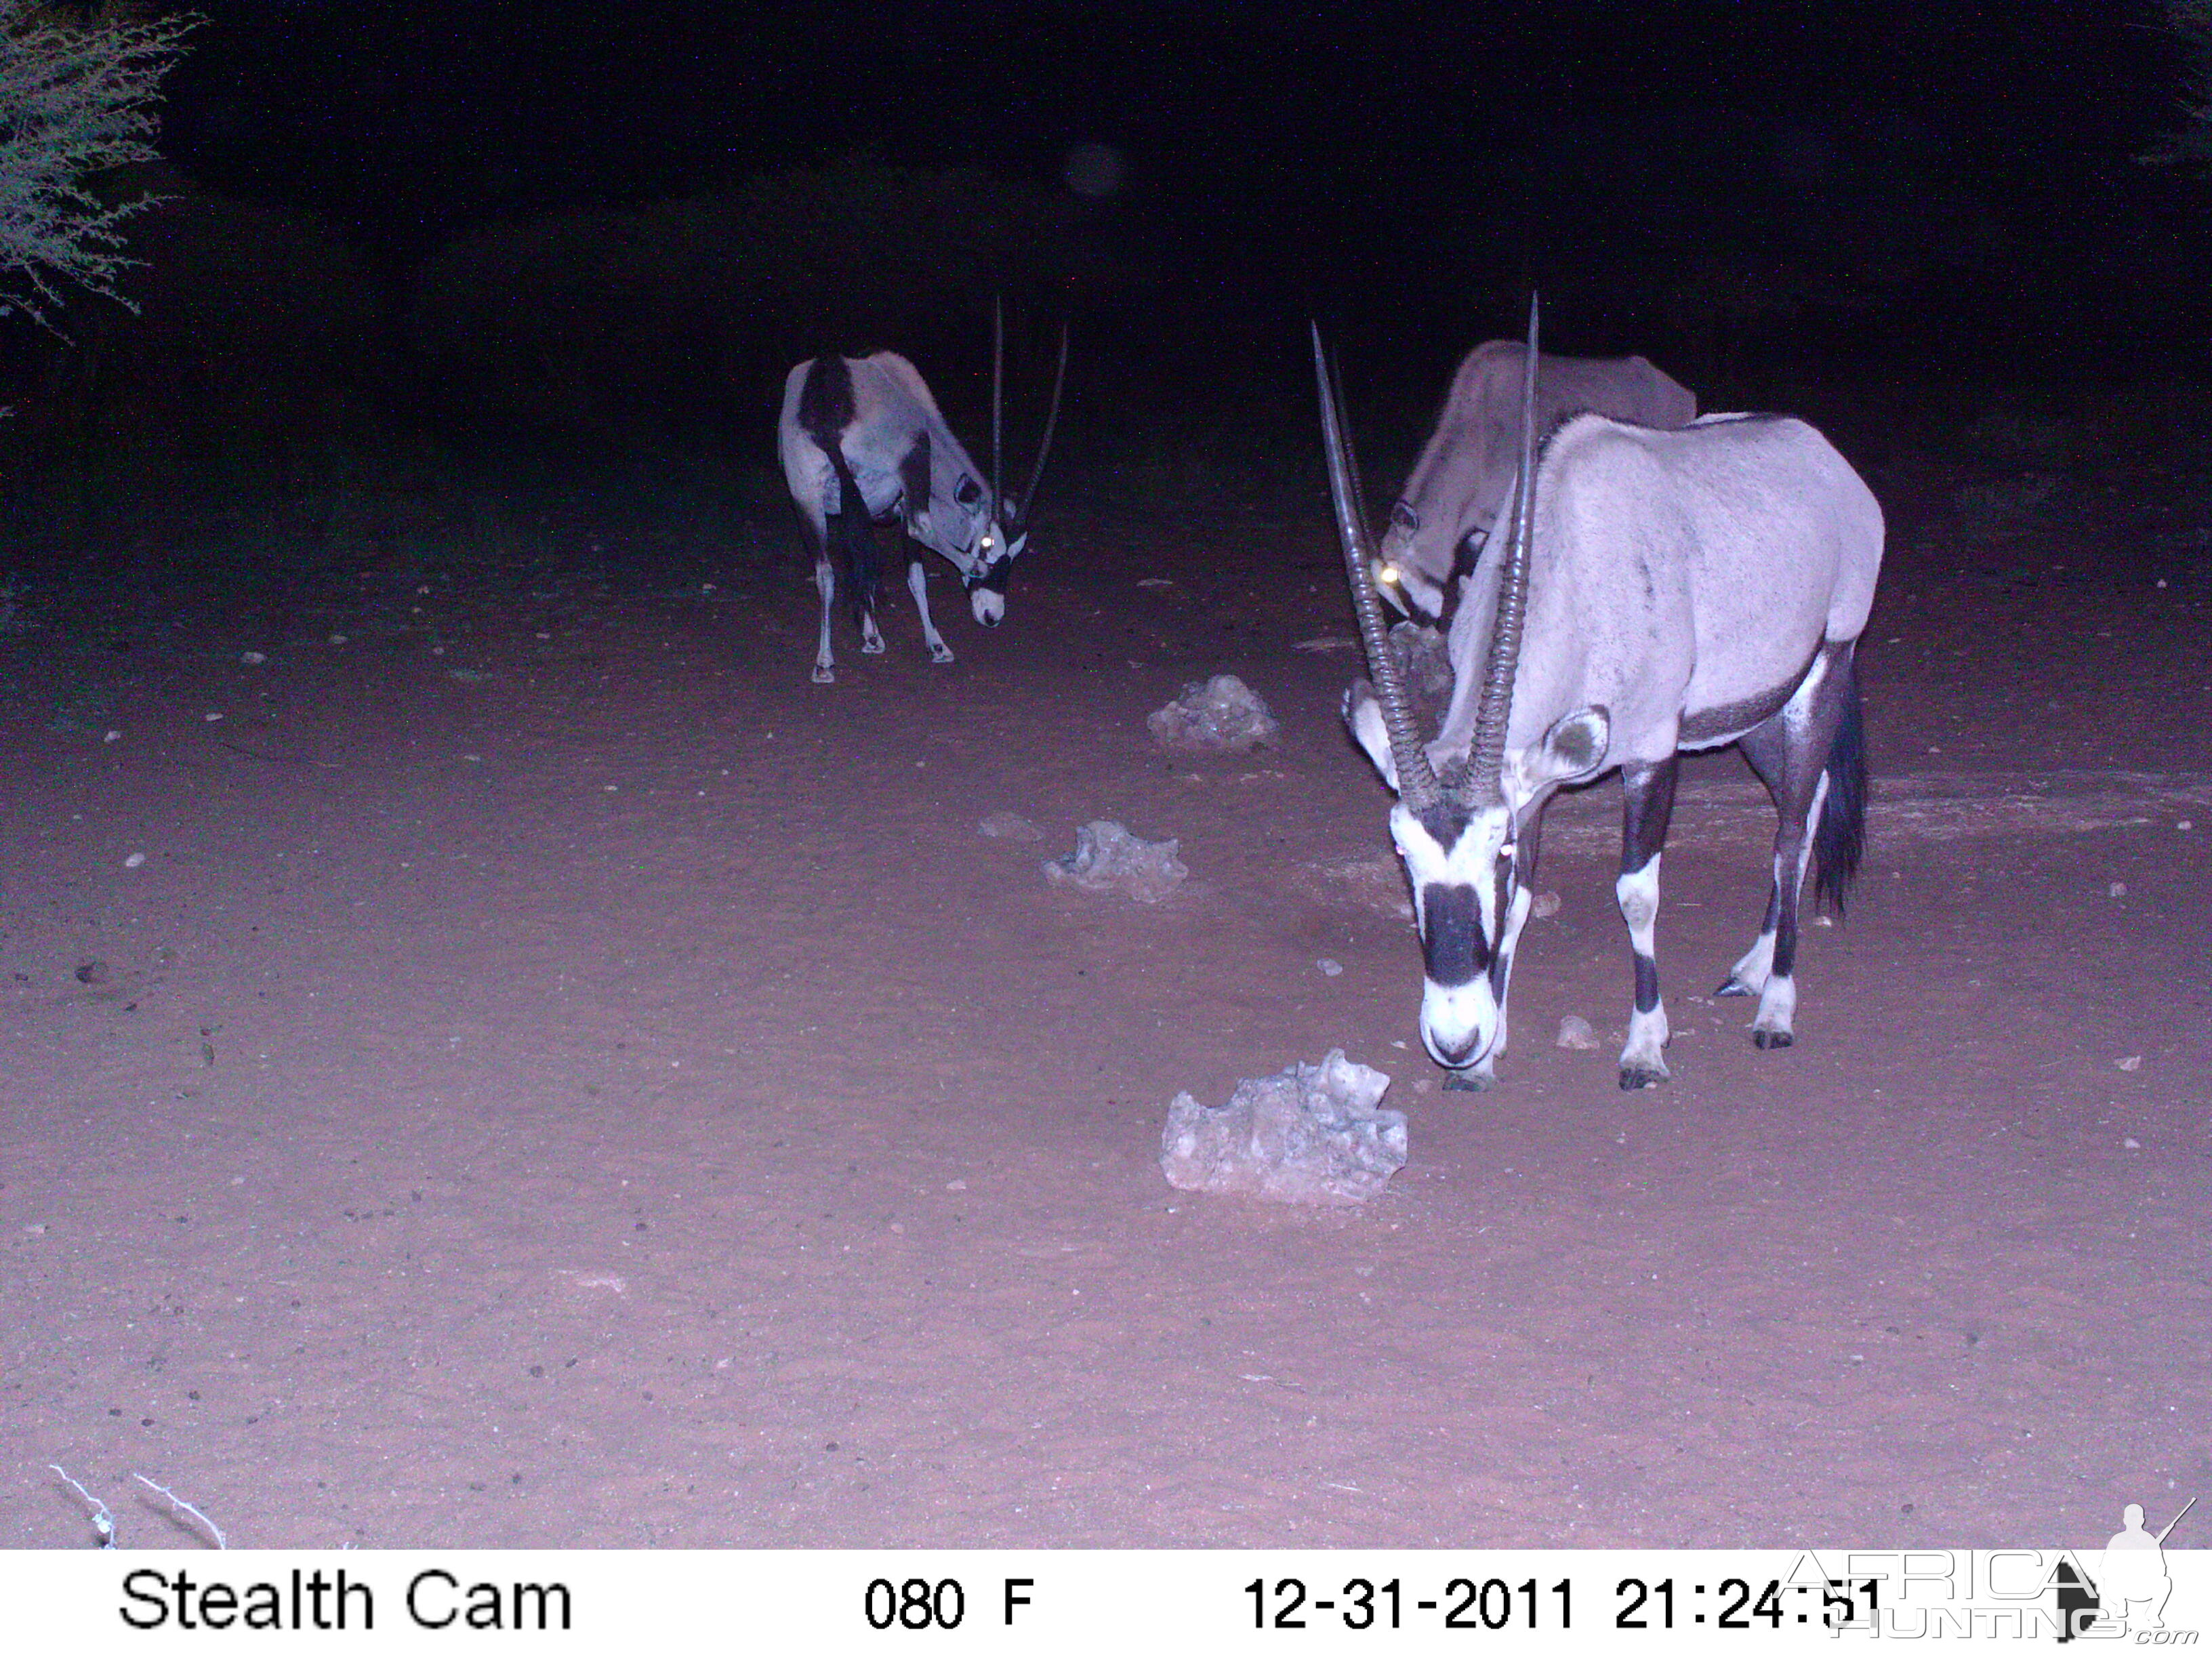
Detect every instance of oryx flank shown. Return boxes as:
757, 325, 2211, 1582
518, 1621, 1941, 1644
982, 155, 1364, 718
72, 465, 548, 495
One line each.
1377, 340, 1697, 623
1318, 306, 1883, 1090
778, 314, 1066, 684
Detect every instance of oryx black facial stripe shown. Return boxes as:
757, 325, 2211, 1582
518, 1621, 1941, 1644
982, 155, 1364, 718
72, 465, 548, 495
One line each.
967, 554, 1013, 594
1419, 882, 1491, 986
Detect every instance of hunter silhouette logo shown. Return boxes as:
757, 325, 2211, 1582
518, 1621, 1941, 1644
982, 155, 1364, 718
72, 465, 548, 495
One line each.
2057, 1496, 2196, 1641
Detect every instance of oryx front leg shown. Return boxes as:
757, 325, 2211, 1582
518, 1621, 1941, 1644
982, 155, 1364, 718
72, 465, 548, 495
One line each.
811, 556, 837, 684
1616, 759, 1678, 1090
907, 552, 954, 664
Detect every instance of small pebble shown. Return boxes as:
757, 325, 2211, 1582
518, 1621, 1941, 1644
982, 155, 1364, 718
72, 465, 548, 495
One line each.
1531, 890, 1561, 919
123, 852, 146, 869
2109, 881, 2127, 898
1317, 958, 1343, 977
104, 731, 119, 743
2180, 820, 2195, 832
2123, 1137, 2142, 1150
328, 633, 348, 644
2116, 1055, 2142, 1072
1557, 1015, 1600, 1050
240, 651, 266, 665
204, 712, 224, 722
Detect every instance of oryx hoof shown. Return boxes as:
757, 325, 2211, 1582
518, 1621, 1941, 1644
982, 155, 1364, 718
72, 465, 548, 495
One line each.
811, 664, 836, 685
929, 644, 955, 664
1753, 1027, 1794, 1050
1618, 1062, 1670, 1090
1441, 1069, 1494, 1093
1715, 977, 1755, 998
860, 637, 886, 655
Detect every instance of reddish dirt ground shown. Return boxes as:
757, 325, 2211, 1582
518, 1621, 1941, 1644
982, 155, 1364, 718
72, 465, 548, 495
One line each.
3, 462, 2208, 1550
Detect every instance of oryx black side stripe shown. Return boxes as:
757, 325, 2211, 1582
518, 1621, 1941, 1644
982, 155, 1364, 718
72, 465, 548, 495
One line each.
1420, 883, 1491, 985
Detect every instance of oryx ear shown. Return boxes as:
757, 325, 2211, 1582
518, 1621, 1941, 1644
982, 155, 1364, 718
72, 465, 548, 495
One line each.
1343, 680, 1399, 792
1537, 705, 1610, 780
1008, 531, 1029, 557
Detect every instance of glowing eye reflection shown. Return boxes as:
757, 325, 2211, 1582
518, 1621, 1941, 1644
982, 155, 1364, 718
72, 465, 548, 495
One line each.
1380, 564, 1401, 584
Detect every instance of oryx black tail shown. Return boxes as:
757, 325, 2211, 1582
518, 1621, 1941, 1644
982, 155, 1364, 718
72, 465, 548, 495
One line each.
1813, 646, 1867, 916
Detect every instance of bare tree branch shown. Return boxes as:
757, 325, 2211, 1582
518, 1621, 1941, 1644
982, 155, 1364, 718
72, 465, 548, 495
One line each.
0, 2, 199, 329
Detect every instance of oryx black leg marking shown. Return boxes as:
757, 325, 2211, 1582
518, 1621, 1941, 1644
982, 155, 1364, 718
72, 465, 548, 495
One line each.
1723, 643, 1856, 1048
1617, 756, 1679, 1088
897, 430, 954, 663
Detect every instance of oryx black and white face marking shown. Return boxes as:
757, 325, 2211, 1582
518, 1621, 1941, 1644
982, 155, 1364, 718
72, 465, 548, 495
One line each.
1389, 801, 1524, 1069
964, 520, 1026, 626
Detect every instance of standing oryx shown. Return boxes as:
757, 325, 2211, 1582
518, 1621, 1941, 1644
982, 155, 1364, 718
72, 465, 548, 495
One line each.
1317, 305, 1883, 1090
1376, 340, 1698, 623
778, 312, 1067, 684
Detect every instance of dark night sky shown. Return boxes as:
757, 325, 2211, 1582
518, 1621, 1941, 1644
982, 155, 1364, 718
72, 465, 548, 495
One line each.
142, 0, 2209, 394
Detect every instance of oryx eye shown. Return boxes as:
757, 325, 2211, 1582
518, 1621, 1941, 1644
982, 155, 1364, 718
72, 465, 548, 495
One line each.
980, 537, 994, 551
1391, 502, 1419, 531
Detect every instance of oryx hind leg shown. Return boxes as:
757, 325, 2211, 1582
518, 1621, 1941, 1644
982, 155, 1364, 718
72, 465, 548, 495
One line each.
1617, 758, 1679, 1090
811, 544, 837, 684
907, 548, 955, 664
1722, 646, 1854, 1048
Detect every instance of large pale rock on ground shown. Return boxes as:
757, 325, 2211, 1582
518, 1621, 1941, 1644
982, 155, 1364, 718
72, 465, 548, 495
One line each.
1147, 674, 1280, 754
1160, 1050, 1407, 1206
1043, 821, 1187, 903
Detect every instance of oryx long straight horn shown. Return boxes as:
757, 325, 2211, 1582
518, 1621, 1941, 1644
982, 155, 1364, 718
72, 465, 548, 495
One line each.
1311, 325, 1441, 813
1467, 294, 1541, 804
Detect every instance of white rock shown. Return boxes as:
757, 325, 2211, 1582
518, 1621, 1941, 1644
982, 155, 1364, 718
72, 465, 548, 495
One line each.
1160, 1050, 1406, 1207
2116, 1055, 2143, 1071
123, 852, 146, 869
1316, 958, 1343, 977
1531, 890, 1561, 919
2109, 881, 2127, 897
1556, 1015, 1601, 1050
1043, 821, 1187, 903
1147, 674, 1281, 754
979, 811, 1045, 841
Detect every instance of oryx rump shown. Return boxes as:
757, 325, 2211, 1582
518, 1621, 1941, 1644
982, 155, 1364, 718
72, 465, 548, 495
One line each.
1319, 308, 1883, 1090
777, 318, 1065, 684
1378, 340, 1697, 623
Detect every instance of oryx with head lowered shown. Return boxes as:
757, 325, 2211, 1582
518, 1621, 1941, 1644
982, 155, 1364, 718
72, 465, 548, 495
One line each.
1377, 340, 1698, 624
1318, 303, 1883, 1090
778, 310, 1067, 684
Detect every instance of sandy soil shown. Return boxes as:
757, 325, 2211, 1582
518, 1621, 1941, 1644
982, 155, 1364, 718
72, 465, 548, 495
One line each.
2, 461, 2208, 1550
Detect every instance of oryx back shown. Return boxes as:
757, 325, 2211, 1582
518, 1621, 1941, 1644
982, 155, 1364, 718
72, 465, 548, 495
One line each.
1434, 410, 1883, 781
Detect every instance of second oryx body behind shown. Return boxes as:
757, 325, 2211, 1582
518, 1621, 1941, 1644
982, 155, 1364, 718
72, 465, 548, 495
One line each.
1379, 340, 1698, 623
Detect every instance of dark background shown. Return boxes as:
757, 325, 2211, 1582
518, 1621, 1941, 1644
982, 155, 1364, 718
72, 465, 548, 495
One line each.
3, 0, 2207, 562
